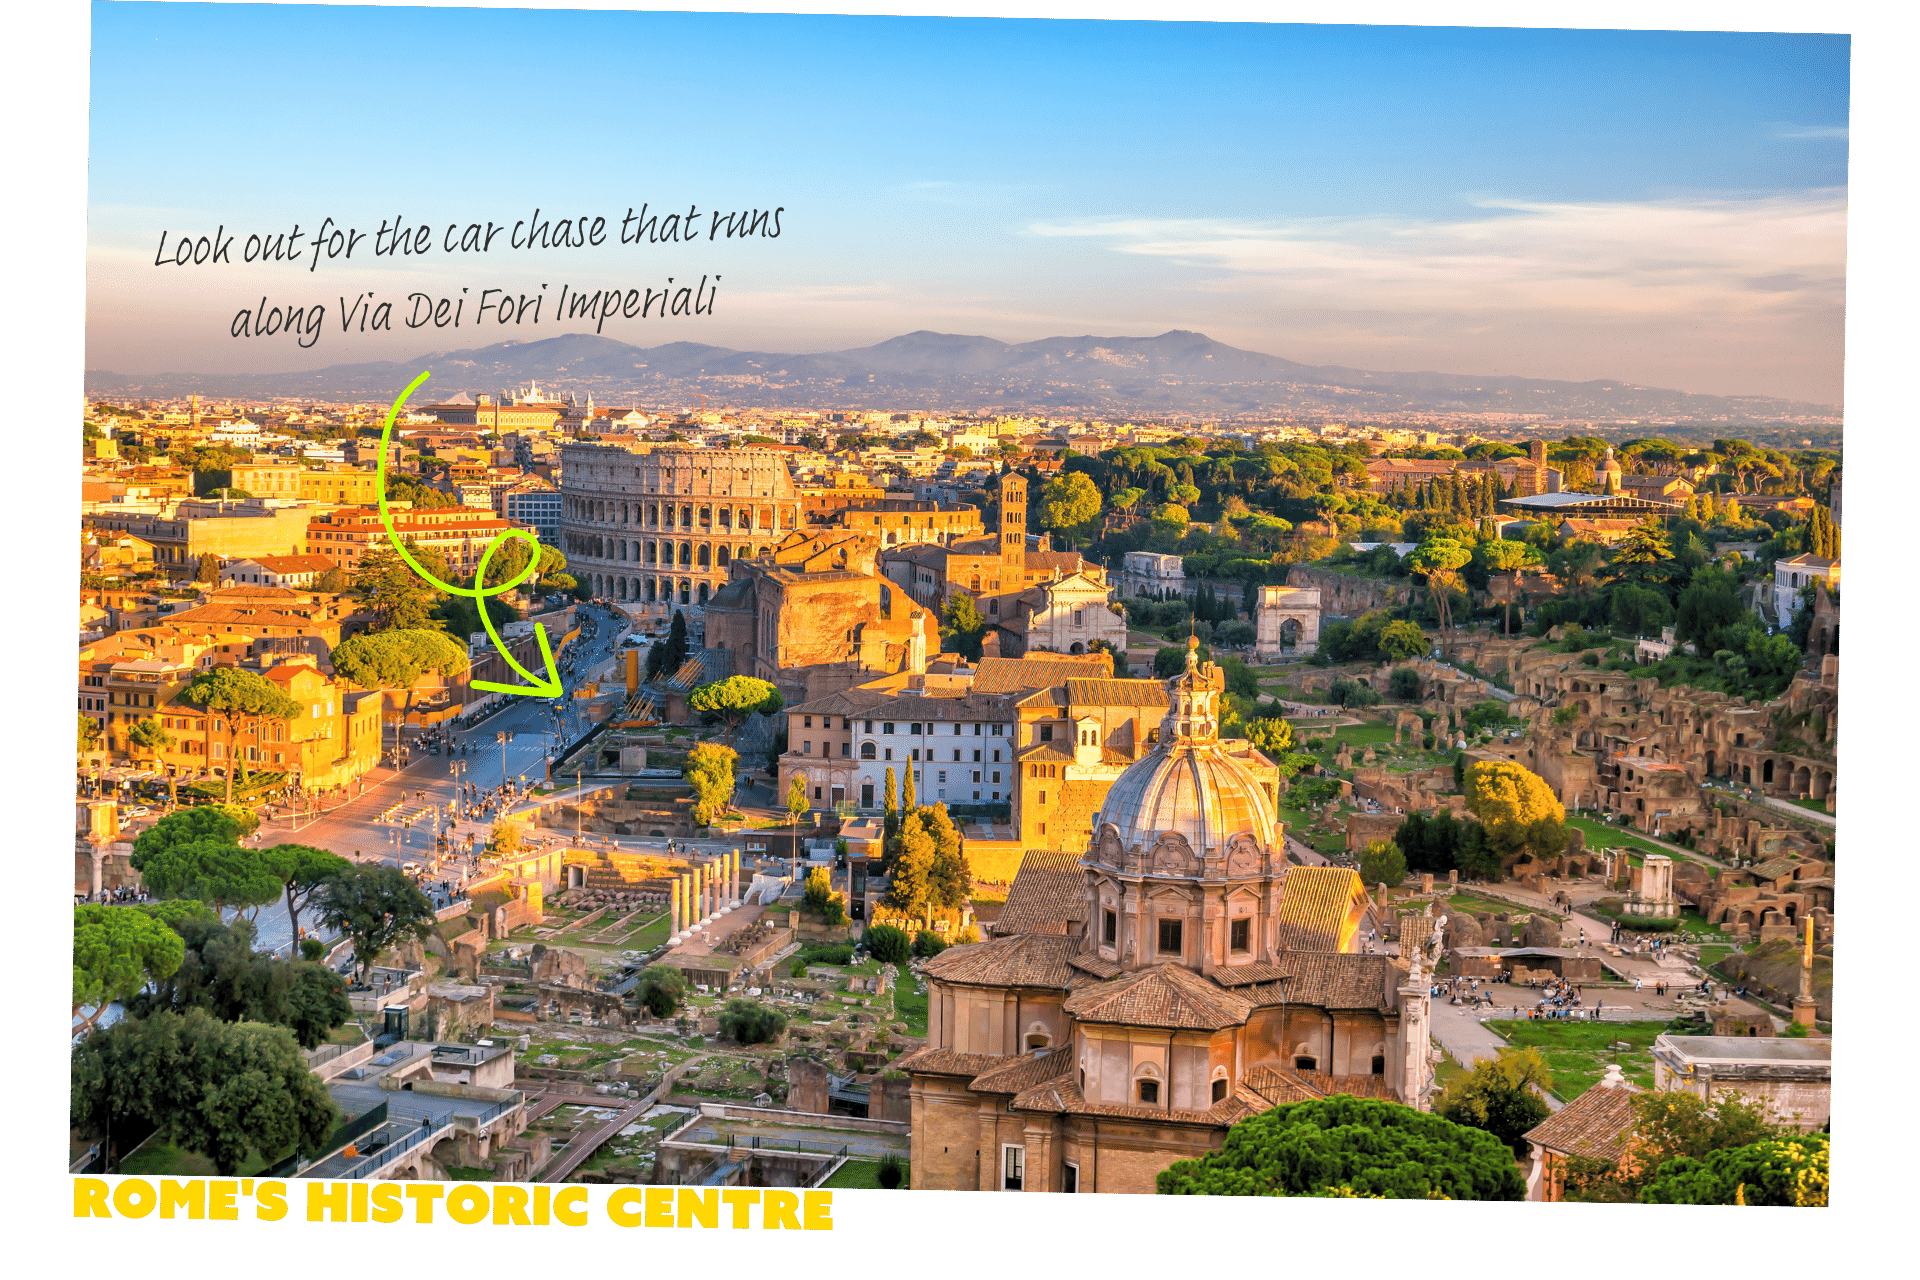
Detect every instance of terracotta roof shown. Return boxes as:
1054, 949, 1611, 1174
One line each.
1750, 856, 1800, 882
886, 1046, 1004, 1078
1068, 951, 1123, 978
1240, 1063, 1395, 1107
1062, 964, 1255, 1031
971, 654, 1110, 694
1273, 952, 1399, 1011
1016, 742, 1076, 763
990, 849, 1086, 937
1524, 1076, 1641, 1161
1063, 678, 1167, 709
921, 932, 1079, 989
1007, 1071, 1265, 1127
968, 1046, 1075, 1094
1275, 865, 1368, 953
1209, 960, 1294, 987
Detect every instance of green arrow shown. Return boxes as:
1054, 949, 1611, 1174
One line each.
375, 370, 563, 698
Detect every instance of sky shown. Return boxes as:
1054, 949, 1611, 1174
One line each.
86, 5, 1850, 404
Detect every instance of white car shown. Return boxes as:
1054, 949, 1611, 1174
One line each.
119, 805, 152, 818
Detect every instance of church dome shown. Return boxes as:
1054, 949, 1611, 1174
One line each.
1089, 637, 1280, 860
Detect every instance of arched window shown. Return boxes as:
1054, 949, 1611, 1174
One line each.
1137, 1079, 1159, 1104
1294, 1056, 1318, 1071
679, 542, 692, 566
697, 544, 711, 569
679, 579, 690, 604
698, 582, 710, 605
1211, 1078, 1227, 1103
717, 545, 730, 566
1371, 1055, 1386, 1076
645, 579, 657, 603
860, 743, 876, 759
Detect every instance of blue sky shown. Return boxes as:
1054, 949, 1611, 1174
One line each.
87, 5, 1849, 402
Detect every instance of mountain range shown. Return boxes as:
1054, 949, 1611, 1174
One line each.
84, 330, 1840, 423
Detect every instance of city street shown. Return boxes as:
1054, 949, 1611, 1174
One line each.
240, 603, 635, 956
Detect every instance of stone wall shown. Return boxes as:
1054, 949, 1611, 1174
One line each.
1284, 565, 1409, 615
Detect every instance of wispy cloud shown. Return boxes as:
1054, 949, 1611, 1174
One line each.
1027, 193, 1846, 325
1774, 124, 1849, 140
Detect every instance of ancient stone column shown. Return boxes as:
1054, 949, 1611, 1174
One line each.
670, 878, 682, 937
730, 849, 741, 904
680, 872, 692, 932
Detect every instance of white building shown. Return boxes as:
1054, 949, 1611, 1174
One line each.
1115, 551, 1187, 600
779, 690, 1017, 813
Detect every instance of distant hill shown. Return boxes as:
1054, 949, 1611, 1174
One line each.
84, 329, 1840, 422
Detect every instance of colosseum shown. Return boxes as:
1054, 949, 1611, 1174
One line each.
558, 441, 803, 622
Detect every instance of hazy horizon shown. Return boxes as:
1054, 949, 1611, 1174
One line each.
87, 7, 1849, 404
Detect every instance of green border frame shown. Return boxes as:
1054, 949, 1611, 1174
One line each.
7, 2, 1904, 1274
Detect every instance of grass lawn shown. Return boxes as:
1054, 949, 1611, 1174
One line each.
118, 1139, 277, 1178
1433, 1047, 1469, 1099
1698, 944, 1733, 969
1566, 815, 1665, 864
620, 914, 672, 950
893, 985, 929, 1037
822, 1159, 908, 1189
1784, 796, 1832, 814
1439, 892, 1562, 923
444, 1165, 496, 1181
1487, 1018, 1666, 1100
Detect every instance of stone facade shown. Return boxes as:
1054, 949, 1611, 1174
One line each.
1254, 584, 1321, 659
559, 442, 803, 620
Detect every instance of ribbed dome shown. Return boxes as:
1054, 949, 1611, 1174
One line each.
1089, 636, 1280, 859
1093, 741, 1279, 857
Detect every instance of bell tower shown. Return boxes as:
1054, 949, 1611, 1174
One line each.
998, 470, 1026, 560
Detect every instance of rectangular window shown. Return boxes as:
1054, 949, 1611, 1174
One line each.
993, 750, 1002, 763
1039, 724, 1053, 742
1137, 1079, 1159, 1105
883, 722, 895, 735
803, 741, 813, 754
937, 770, 947, 784
861, 783, 874, 807
1157, 918, 1183, 955
1038, 822, 1046, 836
841, 742, 851, 757
972, 771, 981, 784
1230, 918, 1251, 952
884, 748, 893, 761
973, 749, 981, 763
991, 724, 1003, 736
1038, 791, 1047, 805
1061, 1163, 1079, 1193
803, 716, 813, 729
910, 722, 921, 735
1002, 1145, 1024, 1192
991, 771, 1001, 784
1103, 909, 1117, 944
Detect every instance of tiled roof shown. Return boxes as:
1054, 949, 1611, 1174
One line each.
1062, 964, 1255, 1031
1750, 856, 1800, 882
1240, 1063, 1395, 1107
1064, 678, 1167, 709
1273, 952, 1398, 1011
1275, 866, 1368, 953
1016, 742, 1076, 763
921, 932, 1079, 989
1398, 914, 1436, 959
892, 1046, 1004, 1078
968, 1046, 1075, 1094
972, 654, 1110, 694
1068, 951, 1122, 979
990, 849, 1086, 937
1007, 1071, 1265, 1127
1524, 1077, 1641, 1161
1209, 960, 1294, 987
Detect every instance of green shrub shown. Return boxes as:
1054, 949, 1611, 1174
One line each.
718, 998, 789, 1045
913, 930, 947, 958
877, 1151, 906, 1189
865, 924, 911, 965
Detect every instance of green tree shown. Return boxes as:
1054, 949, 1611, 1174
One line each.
130, 838, 283, 920
72, 904, 187, 1038
1563, 1089, 1785, 1203
914, 929, 948, 958
132, 804, 259, 861
70, 1008, 339, 1175
1464, 761, 1566, 845
130, 913, 351, 1049
258, 843, 353, 945
687, 676, 784, 744
1245, 715, 1294, 758
353, 542, 444, 631
315, 864, 435, 979
802, 866, 836, 914
664, 609, 690, 672
1407, 537, 1472, 634
179, 666, 303, 801
313, 565, 352, 593
1609, 583, 1674, 636
1387, 666, 1424, 701
1675, 565, 1745, 655
1378, 622, 1429, 663
717, 998, 789, 1045
1358, 839, 1407, 892
882, 766, 900, 852
884, 813, 935, 919
865, 923, 912, 965
1638, 1132, 1827, 1206
919, 804, 971, 909
635, 965, 688, 1018
684, 742, 739, 827
78, 711, 101, 755
328, 628, 470, 728
194, 552, 220, 584
786, 775, 810, 827
942, 591, 988, 662
126, 717, 175, 760
1040, 471, 1102, 531
1436, 1047, 1553, 1156
1156, 1096, 1525, 1200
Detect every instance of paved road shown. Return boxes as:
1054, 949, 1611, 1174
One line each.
232, 602, 634, 957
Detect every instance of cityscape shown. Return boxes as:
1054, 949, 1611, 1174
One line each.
67, 5, 1844, 1211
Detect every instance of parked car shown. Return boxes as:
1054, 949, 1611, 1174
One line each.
118, 805, 151, 818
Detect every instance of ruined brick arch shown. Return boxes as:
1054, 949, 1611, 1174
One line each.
1792, 765, 1811, 795
1736, 909, 1758, 928
1813, 769, 1832, 799
1393, 709, 1424, 745
1762, 759, 1775, 785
